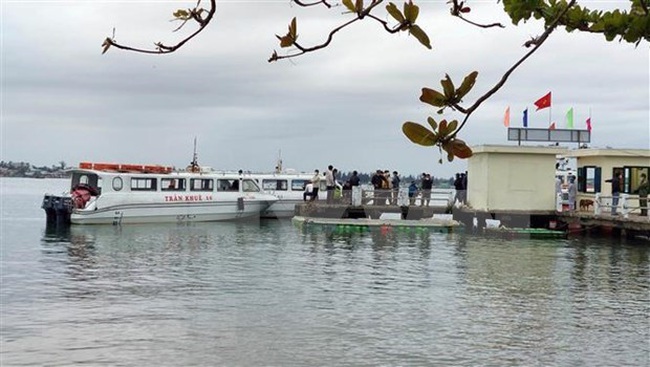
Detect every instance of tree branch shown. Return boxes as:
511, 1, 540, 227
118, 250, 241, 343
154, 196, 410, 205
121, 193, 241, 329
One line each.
102, 0, 216, 55
451, 0, 578, 137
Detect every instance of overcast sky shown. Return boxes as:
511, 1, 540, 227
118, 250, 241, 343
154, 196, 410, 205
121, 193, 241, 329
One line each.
2, 1, 648, 178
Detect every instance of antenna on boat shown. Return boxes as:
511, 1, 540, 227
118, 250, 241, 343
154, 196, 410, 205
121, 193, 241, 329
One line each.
275, 149, 283, 173
188, 137, 200, 172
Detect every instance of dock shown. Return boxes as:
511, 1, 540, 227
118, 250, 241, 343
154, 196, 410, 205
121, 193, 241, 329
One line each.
294, 203, 448, 220
557, 211, 650, 235
292, 215, 461, 233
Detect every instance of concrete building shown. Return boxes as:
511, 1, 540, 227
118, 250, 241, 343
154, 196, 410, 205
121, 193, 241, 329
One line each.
467, 145, 567, 212
564, 148, 650, 213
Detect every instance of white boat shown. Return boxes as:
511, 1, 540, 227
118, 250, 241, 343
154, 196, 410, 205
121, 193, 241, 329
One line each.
248, 170, 330, 218
42, 162, 278, 225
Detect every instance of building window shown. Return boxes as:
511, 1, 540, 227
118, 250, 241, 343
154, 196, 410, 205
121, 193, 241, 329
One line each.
578, 166, 601, 193
131, 177, 157, 191
622, 166, 650, 194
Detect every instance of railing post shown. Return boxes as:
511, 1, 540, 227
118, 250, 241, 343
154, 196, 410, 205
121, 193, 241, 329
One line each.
556, 193, 563, 212
351, 186, 362, 206
594, 193, 602, 215
621, 193, 630, 218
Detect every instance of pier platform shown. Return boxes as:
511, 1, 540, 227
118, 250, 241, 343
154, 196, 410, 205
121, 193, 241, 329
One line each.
292, 215, 461, 233
294, 203, 448, 220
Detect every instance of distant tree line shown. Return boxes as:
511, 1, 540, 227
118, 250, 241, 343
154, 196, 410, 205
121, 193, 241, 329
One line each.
0, 161, 69, 178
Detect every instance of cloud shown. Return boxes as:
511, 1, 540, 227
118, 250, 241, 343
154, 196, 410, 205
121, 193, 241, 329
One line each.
2, 1, 648, 179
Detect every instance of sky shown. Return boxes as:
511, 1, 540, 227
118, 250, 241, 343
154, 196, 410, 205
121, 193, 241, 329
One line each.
2, 1, 648, 179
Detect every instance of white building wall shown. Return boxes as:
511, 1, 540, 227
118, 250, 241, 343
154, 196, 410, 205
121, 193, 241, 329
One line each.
468, 145, 567, 211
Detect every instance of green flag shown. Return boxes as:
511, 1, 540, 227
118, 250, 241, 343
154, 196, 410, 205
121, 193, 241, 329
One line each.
565, 107, 574, 129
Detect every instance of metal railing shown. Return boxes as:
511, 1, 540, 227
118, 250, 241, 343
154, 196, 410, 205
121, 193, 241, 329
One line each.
350, 187, 454, 208
558, 193, 649, 220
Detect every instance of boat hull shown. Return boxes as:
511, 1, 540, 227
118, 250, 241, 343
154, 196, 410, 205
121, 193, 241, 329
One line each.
70, 200, 273, 225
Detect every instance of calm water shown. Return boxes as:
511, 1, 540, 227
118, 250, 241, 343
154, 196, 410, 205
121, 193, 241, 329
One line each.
1, 178, 648, 366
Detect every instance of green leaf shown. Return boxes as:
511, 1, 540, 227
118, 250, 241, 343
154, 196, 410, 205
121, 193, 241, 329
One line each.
342, 0, 356, 12
290, 17, 297, 39
447, 119, 458, 133
409, 25, 431, 49
419, 87, 445, 107
440, 74, 455, 100
386, 2, 405, 23
173, 9, 190, 20
404, 1, 420, 23
402, 122, 437, 146
426, 116, 437, 131
456, 71, 478, 100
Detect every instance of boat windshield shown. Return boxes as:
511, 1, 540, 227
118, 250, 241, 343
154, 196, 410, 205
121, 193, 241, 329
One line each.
242, 179, 261, 192
71, 172, 102, 194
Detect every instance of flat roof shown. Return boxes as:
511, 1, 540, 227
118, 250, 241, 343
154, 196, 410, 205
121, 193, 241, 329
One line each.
470, 145, 568, 155
564, 148, 650, 158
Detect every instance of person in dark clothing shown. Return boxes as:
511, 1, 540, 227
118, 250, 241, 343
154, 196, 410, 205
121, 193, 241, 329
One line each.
421, 173, 433, 206
391, 171, 401, 205
605, 171, 622, 215
453, 173, 463, 205
371, 170, 383, 206
349, 171, 360, 187
408, 181, 418, 206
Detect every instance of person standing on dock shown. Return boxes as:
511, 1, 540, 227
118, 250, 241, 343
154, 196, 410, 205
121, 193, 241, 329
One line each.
325, 165, 335, 204
568, 176, 577, 211
634, 173, 649, 216
605, 171, 622, 215
421, 173, 433, 207
408, 181, 418, 206
310, 169, 321, 201
391, 171, 401, 205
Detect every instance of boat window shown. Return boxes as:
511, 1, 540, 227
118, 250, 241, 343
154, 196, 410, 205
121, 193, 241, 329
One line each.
292, 179, 309, 191
242, 179, 261, 192
112, 177, 123, 191
262, 179, 288, 191
217, 179, 239, 192
131, 177, 157, 191
190, 178, 213, 191
71, 173, 101, 194
161, 178, 185, 191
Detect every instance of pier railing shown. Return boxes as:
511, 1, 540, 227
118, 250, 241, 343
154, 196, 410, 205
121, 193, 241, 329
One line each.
557, 193, 649, 220
351, 187, 454, 208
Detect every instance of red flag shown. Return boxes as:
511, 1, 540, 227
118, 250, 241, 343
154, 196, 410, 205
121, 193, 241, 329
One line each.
534, 92, 552, 110
503, 106, 510, 127
586, 117, 592, 132
549, 122, 556, 130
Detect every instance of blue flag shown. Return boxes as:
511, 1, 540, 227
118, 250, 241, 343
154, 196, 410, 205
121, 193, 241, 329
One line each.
523, 108, 528, 127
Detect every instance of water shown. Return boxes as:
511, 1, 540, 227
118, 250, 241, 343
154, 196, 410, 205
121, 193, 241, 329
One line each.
1, 178, 648, 366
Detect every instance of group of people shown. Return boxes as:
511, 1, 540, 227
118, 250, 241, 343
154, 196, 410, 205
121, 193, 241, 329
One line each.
304, 167, 458, 207
558, 170, 648, 216
304, 165, 362, 204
